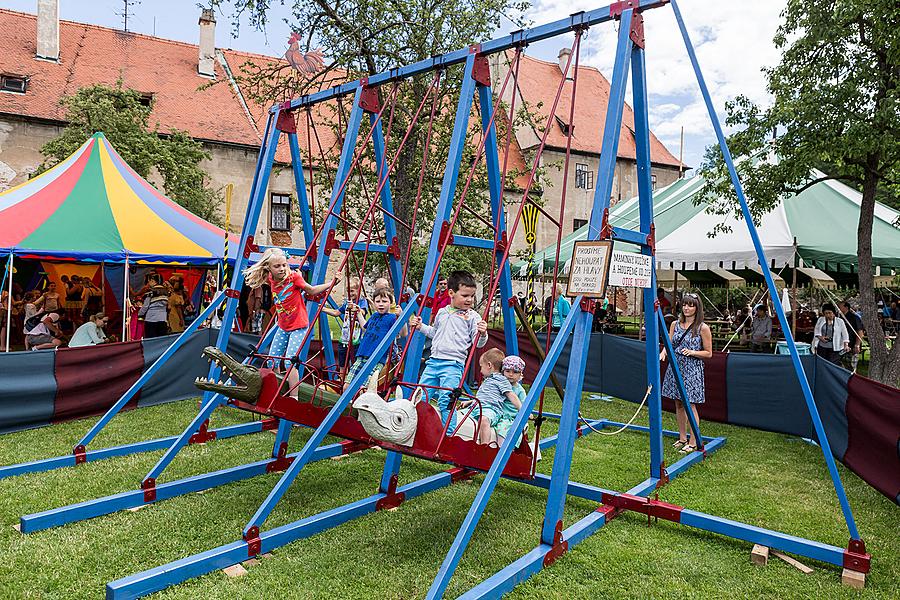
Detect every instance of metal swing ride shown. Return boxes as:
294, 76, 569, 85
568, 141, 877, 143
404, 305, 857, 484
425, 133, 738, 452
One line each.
8, 0, 869, 597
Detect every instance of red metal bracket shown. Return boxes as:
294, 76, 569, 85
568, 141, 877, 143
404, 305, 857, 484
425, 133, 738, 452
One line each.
417, 293, 433, 308
438, 221, 454, 248
189, 419, 218, 444
599, 207, 612, 240
580, 297, 596, 313
507, 295, 519, 307
339, 439, 369, 455
224, 288, 240, 299
141, 478, 156, 502
376, 473, 406, 510
73, 444, 86, 465
448, 467, 477, 483
399, 292, 411, 303
595, 503, 624, 521
472, 54, 491, 86
359, 80, 381, 113
600, 492, 683, 523
266, 441, 293, 473
610, 0, 637, 18
657, 462, 670, 487
275, 109, 297, 134
542, 520, 569, 567
260, 418, 279, 431
243, 235, 259, 259
323, 229, 341, 255
647, 223, 656, 254
307, 242, 318, 261
244, 526, 262, 557
844, 539, 871, 573
629, 11, 645, 48
386, 236, 401, 260
495, 230, 509, 256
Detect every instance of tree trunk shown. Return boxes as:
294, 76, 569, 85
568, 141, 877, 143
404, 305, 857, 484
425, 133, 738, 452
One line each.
856, 164, 900, 386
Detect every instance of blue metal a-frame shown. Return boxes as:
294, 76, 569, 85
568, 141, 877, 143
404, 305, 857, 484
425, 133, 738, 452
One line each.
12, 1, 871, 597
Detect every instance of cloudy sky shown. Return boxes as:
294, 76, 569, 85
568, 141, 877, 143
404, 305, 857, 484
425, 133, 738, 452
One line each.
5, 0, 786, 169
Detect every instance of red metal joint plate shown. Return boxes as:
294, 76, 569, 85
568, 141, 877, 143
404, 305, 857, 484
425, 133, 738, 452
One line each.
448, 467, 477, 483
630, 12, 645, 48
507, 295, 519, 307
387, 236, 401, 260
376, 473, 406, 510
359, 80, 381, 113
340, 440, 369, 455
438, 221, 454, 247
224, 288, 240, 299
495, 231, 509, 254
417, 293, 433, 308
243, 235, 258, 258
648, 223, 657, 254
189, 420, 218, 444
844, 539, 871, 573
610, 0, 637, 18
580, 298, 596, 313
261, 418, 279, 431
542, 520, 569, 567
648, 499, 683, 523
73, 444, 86, 465
472, 54, 491, 86
141, 478, 156, 502
323, 229, 340, 255
275, 109, 297, 134
244, 526, 262, 557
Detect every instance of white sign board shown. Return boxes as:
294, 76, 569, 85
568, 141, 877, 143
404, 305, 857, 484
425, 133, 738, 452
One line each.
566, 241, 613, 298
608, 251, 653, 288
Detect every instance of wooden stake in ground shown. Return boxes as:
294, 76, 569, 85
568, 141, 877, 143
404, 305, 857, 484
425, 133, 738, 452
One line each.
750, 544, 769, 566
841, 568, 866, 589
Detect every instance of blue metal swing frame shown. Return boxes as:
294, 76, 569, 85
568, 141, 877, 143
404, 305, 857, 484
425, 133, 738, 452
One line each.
10, 1, 871, 597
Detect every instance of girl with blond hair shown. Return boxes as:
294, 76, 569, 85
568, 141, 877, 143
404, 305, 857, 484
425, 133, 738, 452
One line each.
243, 248, 337, 396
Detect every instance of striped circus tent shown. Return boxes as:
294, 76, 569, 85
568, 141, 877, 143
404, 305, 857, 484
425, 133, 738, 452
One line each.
0, 132, 239, 264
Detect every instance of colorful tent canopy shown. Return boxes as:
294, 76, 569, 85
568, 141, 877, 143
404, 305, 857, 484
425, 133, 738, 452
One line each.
516, 172, 900, 276
0, 133, 239, 264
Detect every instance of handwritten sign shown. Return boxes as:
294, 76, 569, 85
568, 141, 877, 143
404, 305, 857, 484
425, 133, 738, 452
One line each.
566, 241, 612, 298
608, 251, 653, 288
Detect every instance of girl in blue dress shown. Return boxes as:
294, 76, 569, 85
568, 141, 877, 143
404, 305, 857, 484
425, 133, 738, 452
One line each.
661, 293, 712, 453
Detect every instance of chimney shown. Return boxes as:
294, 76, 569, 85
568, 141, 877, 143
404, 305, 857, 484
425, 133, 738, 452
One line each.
558, 47, 574, 81
198, 8, 217, 77
36, 0, 59, 61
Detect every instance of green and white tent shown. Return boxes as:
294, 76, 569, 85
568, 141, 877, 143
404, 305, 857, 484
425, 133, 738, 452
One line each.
515, 172, 900, 276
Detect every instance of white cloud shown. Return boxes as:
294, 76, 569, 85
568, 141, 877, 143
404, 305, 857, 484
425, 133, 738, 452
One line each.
519, 0, 786, 166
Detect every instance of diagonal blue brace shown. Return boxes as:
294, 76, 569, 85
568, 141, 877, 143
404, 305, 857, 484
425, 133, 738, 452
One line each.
426, 301, 582, 599
670, 0, 860, 540
242, 300, 419, 538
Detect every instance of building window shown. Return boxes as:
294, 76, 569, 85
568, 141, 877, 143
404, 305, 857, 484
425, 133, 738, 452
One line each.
573, 218, 587, 232
270, 193, 291, 231
575, 163, 593, 189
651, 173, 658, 191
1, 75, 27, 94
138, 92, 154, 107
555, 115, 571, 136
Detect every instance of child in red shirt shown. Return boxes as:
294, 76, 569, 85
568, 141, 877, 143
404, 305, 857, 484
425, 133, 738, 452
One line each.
244, 248, 336, 396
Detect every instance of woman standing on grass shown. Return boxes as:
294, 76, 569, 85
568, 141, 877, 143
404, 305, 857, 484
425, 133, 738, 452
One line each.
660, 292, 712, 453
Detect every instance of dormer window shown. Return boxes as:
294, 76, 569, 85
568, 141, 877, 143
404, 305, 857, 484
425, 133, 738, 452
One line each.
1, 75, 27, 94
555, 115, 571, 135
138, 92, 154, 107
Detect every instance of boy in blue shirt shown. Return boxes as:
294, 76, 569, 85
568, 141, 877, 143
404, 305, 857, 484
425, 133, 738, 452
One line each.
343, 287, 406, 392
409, 270, 488, 428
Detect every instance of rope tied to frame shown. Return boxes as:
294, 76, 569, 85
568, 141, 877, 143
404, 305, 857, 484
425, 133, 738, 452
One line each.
579, 386, 652, 436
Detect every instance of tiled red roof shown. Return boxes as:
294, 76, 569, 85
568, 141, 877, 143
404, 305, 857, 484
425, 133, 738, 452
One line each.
0, 8, 260, 147
512, 53, 683, 167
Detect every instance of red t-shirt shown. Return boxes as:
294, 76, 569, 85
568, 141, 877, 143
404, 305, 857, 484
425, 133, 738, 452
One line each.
268, 272, 309, 331
434, 290, 451, 311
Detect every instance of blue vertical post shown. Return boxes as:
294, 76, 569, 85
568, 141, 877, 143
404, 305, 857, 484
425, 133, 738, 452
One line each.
271, 87, 370, 451
379, 52, 481, 494
541, 12, 635, 546
477, 80, 518, 355
369, 116, 405, 291
630, 36, 664, 477
670, 0, 859, 539
287, 130, 337, 376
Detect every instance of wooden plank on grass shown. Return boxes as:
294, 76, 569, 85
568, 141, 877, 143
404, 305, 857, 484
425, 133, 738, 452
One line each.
772, 550, 813, 574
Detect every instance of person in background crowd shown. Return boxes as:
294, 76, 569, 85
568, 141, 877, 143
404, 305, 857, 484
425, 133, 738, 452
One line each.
26, 312, 65, 350
81, 278, 103, 320
36, 281, 61, 313
543, 285, 570, 333
660, 293, 712, 453
69, 313, 110, 347
323, 277, 368, 372
813, 302, 849, 365
167, 276, 192, 334
749, 304, 773, 353
64, 275, 85, 325
0, 291, 8, 351
657, 287, 671, 315
840, 301, 865, 373
139, 285, 170, 338
432, 276, 451, 313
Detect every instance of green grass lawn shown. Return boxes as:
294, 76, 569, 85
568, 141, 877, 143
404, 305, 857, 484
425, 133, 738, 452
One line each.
0, 394, 897, 599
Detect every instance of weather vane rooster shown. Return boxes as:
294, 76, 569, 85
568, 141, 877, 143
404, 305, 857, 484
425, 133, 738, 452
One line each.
284, 32, 325, 75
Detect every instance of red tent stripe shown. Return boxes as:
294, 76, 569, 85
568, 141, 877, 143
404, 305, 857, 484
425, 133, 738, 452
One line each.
0, 140, 95, 247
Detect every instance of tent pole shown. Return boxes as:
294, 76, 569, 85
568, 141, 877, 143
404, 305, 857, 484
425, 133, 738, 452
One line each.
791, 239, 798, 338
122, 257, 129, 342
101, 261, 106, 315
5, 254, 12, 352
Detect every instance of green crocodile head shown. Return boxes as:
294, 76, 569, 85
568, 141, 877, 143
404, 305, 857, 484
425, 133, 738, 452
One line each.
194, 346, 264, 403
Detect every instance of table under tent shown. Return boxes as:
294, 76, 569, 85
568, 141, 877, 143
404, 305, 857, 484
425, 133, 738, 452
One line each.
0, 132, 238, 349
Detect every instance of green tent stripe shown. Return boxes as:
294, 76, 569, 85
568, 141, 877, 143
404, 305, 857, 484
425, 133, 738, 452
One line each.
21, 141, 124, 254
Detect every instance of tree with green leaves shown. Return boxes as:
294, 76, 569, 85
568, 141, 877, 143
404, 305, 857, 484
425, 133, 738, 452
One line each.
39, 82, 222, 224
699, 0, 900, 385
212, 0, 541, 289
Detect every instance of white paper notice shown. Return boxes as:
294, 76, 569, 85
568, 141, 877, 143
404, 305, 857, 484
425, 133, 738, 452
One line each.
566, 241, 612, 298
608, 251, 653, 288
